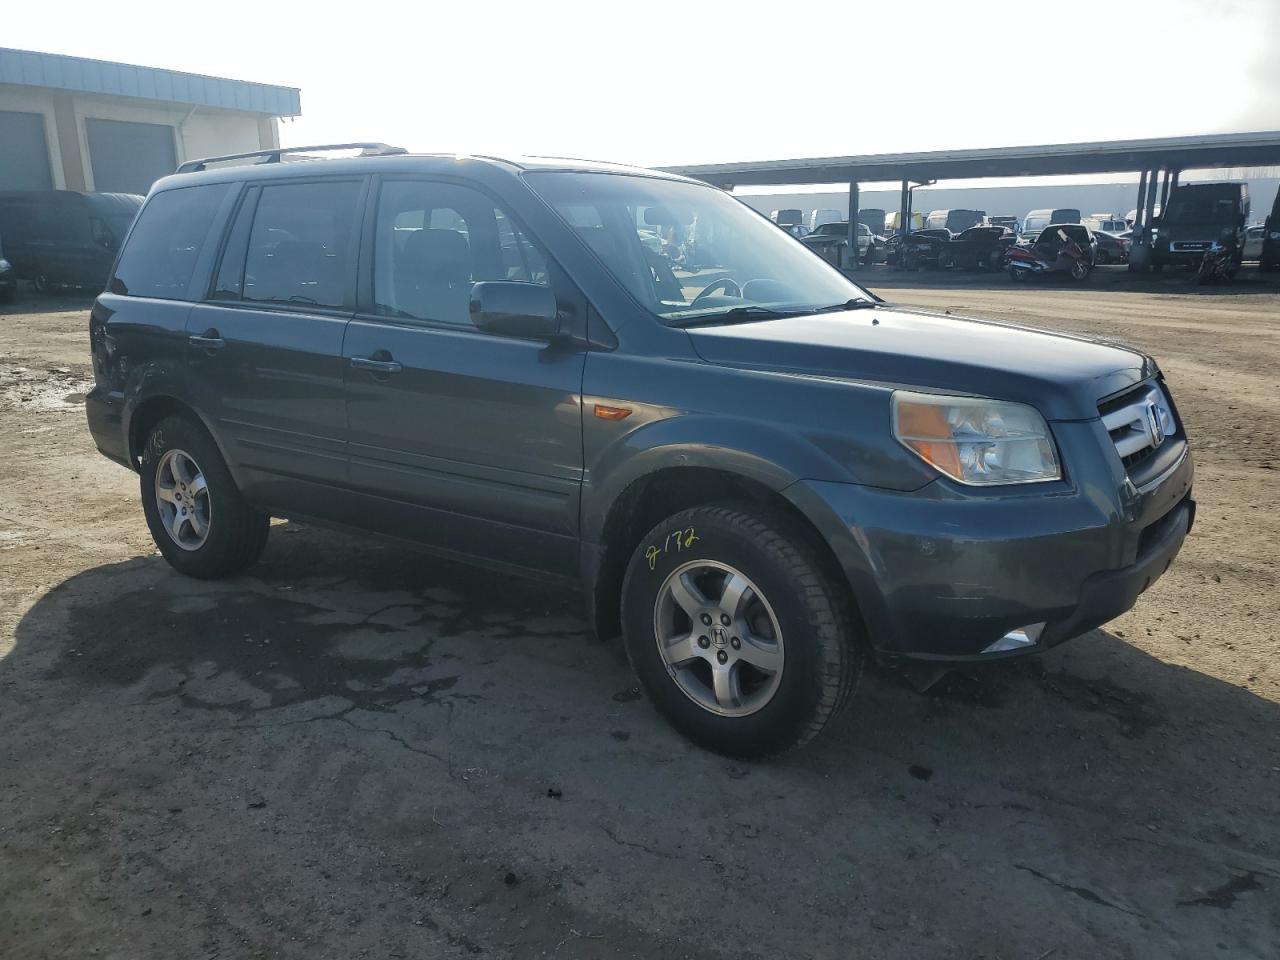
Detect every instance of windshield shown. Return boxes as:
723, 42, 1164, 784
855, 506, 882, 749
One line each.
1165, 192, 1241, 224
525, 172, 872, 322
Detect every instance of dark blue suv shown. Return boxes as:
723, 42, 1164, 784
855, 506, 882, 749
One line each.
86, 144, 1194, 756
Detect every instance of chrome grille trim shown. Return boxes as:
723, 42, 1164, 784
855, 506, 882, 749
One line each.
1099, 383, 1176, 471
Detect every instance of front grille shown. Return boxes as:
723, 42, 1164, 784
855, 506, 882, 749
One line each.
1099, 382, 1177, 474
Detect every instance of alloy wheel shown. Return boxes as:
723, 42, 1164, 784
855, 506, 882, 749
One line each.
154, 448, 211, 551
652, 560, 784, 717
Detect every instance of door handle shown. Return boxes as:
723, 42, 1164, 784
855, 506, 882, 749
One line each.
350, 355, 403, 375
189, 329, 225, 350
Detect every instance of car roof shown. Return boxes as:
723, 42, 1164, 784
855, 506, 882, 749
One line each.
150, 152, 698, 193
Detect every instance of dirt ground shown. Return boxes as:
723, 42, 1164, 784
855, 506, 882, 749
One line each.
1, 267, 1277, 959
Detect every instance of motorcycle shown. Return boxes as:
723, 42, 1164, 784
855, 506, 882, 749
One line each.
1193, 241, 1235, 284
1005, 229, 1091, 282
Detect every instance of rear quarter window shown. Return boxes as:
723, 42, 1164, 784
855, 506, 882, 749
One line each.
110, 184, 230, 299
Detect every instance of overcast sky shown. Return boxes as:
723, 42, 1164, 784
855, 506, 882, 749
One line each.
6, 0, 1279, 171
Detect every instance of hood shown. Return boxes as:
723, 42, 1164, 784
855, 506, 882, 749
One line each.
686, 306, 1154, 421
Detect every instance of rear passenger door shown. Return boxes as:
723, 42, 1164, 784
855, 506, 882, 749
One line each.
342, 177, 586, 576
185, 177, 366, 515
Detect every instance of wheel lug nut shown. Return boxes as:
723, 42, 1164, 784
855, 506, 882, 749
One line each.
700, 613, 712, 626
720, 613, 731, 626
730, 637, 740, 649
697, 635, 710, 649
716, 650, 728, 664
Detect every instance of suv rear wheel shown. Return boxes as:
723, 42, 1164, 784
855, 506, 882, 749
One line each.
140, 416, 269, 579
620, 503, 861, 757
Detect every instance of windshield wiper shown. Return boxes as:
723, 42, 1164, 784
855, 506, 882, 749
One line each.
672, 305, 799, 327
808, 298, 878, 314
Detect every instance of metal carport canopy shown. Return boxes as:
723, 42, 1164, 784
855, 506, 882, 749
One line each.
661, 131, 1280, 187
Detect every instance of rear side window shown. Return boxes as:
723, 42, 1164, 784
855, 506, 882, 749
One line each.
239, 180, 362, 309
110, 184, 229, 299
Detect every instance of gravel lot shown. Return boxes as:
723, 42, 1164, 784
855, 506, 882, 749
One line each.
2, 268, 1278, 959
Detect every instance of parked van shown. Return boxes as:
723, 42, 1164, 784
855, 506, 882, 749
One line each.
1023, 208, 1081, 235
925, 209, 985, 233
1260, 187, 1280, 271
1151, 182, 1249, 270
856, 208, 886, 234
0, 190, 142, 293
810, 208, 843, 230
885, 211, 924, 233
1083, 214, 1129, 233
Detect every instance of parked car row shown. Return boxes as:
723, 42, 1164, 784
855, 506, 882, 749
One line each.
886, 225, 1018, 272
798, 221, 883, 265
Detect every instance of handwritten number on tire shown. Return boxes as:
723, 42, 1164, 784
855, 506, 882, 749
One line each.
645, 527, 700, 571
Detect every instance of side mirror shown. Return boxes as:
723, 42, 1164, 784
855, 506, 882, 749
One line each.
469, 281, 561, 341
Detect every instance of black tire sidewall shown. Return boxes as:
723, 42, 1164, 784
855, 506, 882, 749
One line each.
139, 416, 263, 578
620, 506, 846, 757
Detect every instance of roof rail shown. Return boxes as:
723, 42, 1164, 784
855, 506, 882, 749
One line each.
175, 142, 408, 174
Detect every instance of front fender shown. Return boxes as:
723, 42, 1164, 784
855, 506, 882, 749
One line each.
581, 413, 850, 542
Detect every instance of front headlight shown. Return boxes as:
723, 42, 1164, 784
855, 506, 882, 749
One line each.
892, 391, 1061, 485
0, 259, 11, 274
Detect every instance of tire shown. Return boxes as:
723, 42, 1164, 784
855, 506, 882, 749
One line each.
1008, 264, 1027, 282
620, 503, 862, 758
1095, 249, 1110, 265
140, 415, 269, 579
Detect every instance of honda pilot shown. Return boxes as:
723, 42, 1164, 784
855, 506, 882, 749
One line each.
87, 144, 1195, 757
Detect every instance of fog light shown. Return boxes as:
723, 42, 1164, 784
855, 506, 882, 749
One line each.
982, 622, 1046, 654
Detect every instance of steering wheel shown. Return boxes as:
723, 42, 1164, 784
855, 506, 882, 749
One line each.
690, 277, 742, 307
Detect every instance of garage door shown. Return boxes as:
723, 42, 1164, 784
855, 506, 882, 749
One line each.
86, 118, 177, 195
0, 111, 54, 190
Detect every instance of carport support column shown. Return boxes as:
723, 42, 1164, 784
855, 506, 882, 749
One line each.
1144, 167, 1160, 240
1130, 169, 1151, 271
846, 182, 860, 271
899, 180, 910, 235
1159, 167, 1172, 215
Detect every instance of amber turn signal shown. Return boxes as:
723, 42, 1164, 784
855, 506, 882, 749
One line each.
594, 404, 632, 421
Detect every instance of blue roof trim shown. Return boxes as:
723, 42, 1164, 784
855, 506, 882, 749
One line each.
0, 47, 301, 117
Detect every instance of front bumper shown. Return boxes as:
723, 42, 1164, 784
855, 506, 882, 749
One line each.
785, 421, 1194, 662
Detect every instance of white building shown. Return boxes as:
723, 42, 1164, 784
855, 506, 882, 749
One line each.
0, 47, 300, 195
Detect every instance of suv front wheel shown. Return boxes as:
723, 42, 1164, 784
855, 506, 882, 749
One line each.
621, 504, 861, 757
140, 416, 270, 579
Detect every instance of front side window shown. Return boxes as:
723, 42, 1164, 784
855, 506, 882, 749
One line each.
372, 180, 549, 325
110, 184, 229, 299
525, 172, 871, 323
241, 180, 362, 309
